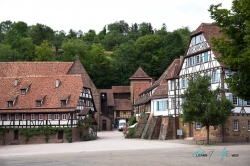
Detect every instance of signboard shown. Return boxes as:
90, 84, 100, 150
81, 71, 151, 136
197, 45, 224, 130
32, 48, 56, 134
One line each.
177, 129, 183, 136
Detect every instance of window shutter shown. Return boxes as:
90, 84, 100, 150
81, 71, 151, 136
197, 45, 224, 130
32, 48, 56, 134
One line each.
229, 94, 233, 102
239, 98, 243, 106
156, 101, 159, 111
168, 81, 171, 91
186, 78, 188, 88
204, 52, 208, 62
244, 100, 247, 106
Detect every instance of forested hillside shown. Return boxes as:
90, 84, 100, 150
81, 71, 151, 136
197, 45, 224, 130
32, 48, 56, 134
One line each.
0, 20, 191, 88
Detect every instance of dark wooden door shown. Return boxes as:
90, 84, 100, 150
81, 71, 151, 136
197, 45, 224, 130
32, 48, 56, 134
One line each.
102, 120, 107, 130
14, 130, 19, 140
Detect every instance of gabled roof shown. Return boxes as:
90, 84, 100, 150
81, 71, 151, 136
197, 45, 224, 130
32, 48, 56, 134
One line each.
134, 95, 151, 106
78, 108, 92, 116
112, 86, 130, 93
165, 59, 181, 80
0, 75, 83, 112
107, 92, 115, 106
133, 82, 152, 103
113, 99, 132, 111
129, 67, 152, 80
151, 83, 168, 100
0, 62, 73, 77
185, 23, 222, 58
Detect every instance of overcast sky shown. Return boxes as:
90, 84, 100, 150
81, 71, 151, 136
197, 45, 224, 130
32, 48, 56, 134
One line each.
0, 0, 233, 34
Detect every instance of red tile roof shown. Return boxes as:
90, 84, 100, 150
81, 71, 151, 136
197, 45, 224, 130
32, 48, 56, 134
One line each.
185, 23, 222, 59
151, 83, 168, 99
112, 86, 130, 93
0, 75, 83, 113
129, 67, 152, 80
0, 62, 73, 77
113, 99, 132, 111
107, 92, 115, 106
165, 59, 181, 80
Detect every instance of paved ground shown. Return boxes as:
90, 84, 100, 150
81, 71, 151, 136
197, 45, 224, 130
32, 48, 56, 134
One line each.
0, 130, 250, 166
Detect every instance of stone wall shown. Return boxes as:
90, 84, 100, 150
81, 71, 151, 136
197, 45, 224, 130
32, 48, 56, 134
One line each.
159, 116, 174, 140
0, 127, 82, 145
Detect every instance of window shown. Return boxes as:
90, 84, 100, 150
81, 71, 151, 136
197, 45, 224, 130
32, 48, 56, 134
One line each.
116, 111, 120, 117
156, 100, 167, 111
39, 114, 43, 120
182, 78, 186, 88
248, 120, 250, 131
172, 98, 175, 109
214, 125, 218, 130
195, 122, 201, 130
21, 89, 26, 95
31, 114, 35, 120
62, 114, 66, 120
233, 95, 238, 105
212, 72, 219, 83
247, 101, 250, 106
7, 114, 10, 121
233, 120, 239, 131
15, 114, 19, 120
54, 114, 59, 120
204, 52, 208, 62
8, 101, 14, 107
196, 54, 200, 64
61, 100, 66, 107
22, 114, 26, 120
0, 114, 2, 120
190, 57, 193, 66
48, 114, 52, 120
195, 35, 201, 44
36, 101, 42, 107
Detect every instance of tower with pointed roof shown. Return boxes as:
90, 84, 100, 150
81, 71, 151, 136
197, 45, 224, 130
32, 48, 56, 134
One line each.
129, 67, 152, 114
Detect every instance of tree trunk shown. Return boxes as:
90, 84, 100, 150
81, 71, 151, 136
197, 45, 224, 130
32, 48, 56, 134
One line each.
206, 125, 210, 144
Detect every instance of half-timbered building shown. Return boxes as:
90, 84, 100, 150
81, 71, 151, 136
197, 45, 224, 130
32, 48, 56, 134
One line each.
178, 23, 250, 142
0, 58, 100, 144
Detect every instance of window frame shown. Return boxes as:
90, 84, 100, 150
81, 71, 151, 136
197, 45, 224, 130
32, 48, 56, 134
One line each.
62, 114, 66, 120
31, 114, 35, 121
15, 114, 19, 120
195, 122, 201, 130
54, 114, 59, 120
39, 114, 43, 120
233, 95, 238, 106
233, 119, 239, 131
0, 114, 2, 121
22, 114, 26, 120
171, 98, 175, 109
48, 114, 52, 120
7, 114, 11, 121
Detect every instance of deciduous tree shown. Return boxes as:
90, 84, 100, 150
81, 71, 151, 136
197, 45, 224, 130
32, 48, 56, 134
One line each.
181, 75, 234, 143
209, 0, 250, 100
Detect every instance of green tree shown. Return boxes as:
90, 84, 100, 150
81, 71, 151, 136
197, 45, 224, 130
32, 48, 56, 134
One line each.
102, 30, 128, 51
34, 40, 55, 61
0, 44, 18, 61
53, 30, 66, 55
85, 43, 112, 88
0, 20, 13, 34
209, 0, 250, 100
181, 75, 234, 143
61, 39, 88, 61
29, 23, 54, 45
135, 34, 161, 77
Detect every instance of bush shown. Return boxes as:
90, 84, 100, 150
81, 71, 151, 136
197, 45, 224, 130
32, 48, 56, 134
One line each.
125, 127, 135, 138
128, 116, 136, 126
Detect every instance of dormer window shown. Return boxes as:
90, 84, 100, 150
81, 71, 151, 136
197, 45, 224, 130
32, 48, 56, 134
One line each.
60, 94, 70, 107
36, 101, 42, 107
7, 96, 17, 107
35, 95, 46, 107
20, 84, 31, 95
61, 100, 66, 106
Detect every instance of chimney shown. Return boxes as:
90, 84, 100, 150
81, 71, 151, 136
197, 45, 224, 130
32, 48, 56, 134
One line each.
14, 79, 18, 87
56, 79, 60, 88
